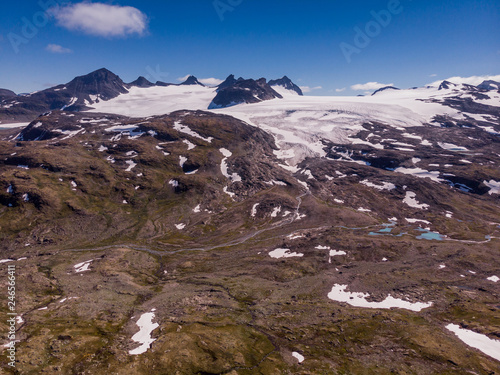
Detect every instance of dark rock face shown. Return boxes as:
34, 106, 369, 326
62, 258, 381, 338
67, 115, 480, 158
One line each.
438, 81, 457, 90
0, 68, 129, 121
180, 76, 204, 86
477, 80, 500, 91
129, 76, 155, 88
64, 68, 129, 102
268, 76, 303, 95
217, 74, 242, 92
209, 77, 282, 109
0, 89, 16, 101
371, 86, 400, 96
155, 81, 173, 87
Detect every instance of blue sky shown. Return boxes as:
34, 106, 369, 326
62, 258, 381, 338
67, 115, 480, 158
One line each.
0, 0, 499, 95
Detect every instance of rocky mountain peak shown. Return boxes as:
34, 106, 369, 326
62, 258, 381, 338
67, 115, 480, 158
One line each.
129, 76, 155, 88
180, 75, 204, 86
268, 76, 303, 96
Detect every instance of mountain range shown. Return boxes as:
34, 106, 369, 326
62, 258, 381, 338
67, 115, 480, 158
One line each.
0, 68, 304, 123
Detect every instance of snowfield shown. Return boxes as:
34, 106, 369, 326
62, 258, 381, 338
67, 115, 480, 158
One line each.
91, 85, 217, 117
88, 83, 500, 166
327, 284, 432, 312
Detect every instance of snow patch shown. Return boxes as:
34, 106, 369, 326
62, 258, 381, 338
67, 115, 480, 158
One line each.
360, 180, 396, 191
125, 160, 137, 172
327, 284, 432, 312
395, 167, 443, 183
183, 139, 196, 150
271, 206, 282, 218
403, 192, 429, 210
483, 180, 500, 195
74, 260, 93, 273
269, 248, 304, 259
219, 148, 242, 182
174, 121, 213, 143
292, 352, 305, 363
446, 324, 500, 362
129, 311, 159, 355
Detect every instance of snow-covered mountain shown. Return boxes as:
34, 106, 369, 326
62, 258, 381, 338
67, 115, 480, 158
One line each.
79, 76, 499, 166
269, 76, 304, 96
209, 76, 282, 109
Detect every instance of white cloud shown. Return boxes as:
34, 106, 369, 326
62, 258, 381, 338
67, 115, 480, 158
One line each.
427, 74, 500, 87
335, 87, 346, 93
199, 78, 223, 86
45, 44, 72, 53
50, 3, 148, 38
177, 75, 191, 82
429, 74, 437, 77
350, 82, 394, 91
299, 86, 322, 93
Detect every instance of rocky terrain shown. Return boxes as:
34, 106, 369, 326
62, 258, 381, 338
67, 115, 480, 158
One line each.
0, 71, 499, 374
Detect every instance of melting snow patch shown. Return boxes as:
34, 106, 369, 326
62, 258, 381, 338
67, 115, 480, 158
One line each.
74, 260, 93, 273
173, 122, 213, 143
483, 180, 500, 195
22, 193, 29, 202
193, 204, 201, 213
223, 186, 235, 198
292, 352, 305, 363
175, 223, 186, 230
302, 169, 315, 180
129, 310, 159, 355
327, 284, 432, 312
168, 180, 179, 188
394, 167, 443, 183
125, 160, 137, 172
6, 185, 13, 194
438, 142, 468, 152
269, 248, 304, 259
179, 156, 187, 168
271, 206, 282, 218
183, 140, 196, 150
360, 180, 396, 191
0, 259, 14, 264
251, 203, 259, 217
487, 276, 499, 282
357, 207, 372, 212
406, 218, 431, 225
403, 192, 429, 210
439, 264, 446, 269
219, 148, 242, 183
446, 324, 500, 362
98, 145, 108, 152
334, 198, 345, 204
330, 250, 347, 256
18, 165, 29, 170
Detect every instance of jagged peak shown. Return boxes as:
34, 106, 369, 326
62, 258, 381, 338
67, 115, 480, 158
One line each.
180, 75, 204, 86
